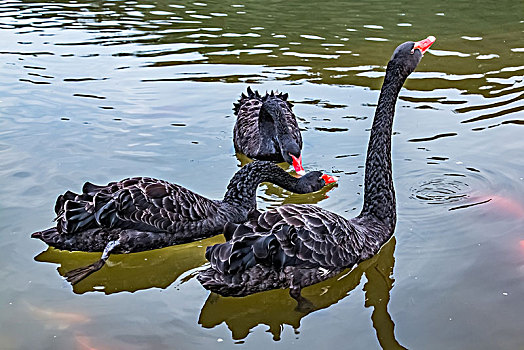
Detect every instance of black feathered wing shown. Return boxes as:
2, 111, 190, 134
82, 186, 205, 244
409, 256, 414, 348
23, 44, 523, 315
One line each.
206, 204, 365, 275
233, 91, 264, 157
55, 177, 221, 236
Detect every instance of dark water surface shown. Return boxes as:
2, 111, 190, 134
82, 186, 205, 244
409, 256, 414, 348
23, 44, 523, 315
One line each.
1, 0, 523, 349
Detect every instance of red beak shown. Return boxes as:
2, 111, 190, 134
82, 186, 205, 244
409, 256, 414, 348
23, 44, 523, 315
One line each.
321, 173, 338, 184
291, 154, 306, 176
413, 36, 436, 55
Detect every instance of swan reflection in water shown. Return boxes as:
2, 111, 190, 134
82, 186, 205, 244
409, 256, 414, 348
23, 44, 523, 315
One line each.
36, 234, 405, 347
33, 235, 224, 294
199, 237, 406, 348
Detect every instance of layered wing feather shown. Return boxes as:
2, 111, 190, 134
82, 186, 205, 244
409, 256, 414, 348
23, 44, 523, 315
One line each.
206, 204, 366, 275
233, 95, 263, 156
55, 177, 221, 236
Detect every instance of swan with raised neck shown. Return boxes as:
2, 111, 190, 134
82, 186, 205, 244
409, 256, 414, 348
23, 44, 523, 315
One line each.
198, 36, 436, 303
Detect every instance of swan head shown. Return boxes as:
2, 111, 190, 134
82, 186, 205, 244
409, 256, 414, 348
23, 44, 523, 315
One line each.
296, 171, 338, 193
389, 36, 436, 76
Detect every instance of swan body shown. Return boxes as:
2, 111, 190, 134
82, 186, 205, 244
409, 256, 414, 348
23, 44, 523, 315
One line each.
200, 204, 391, 299
233, 87, 304, 173
198, 37, 436, 301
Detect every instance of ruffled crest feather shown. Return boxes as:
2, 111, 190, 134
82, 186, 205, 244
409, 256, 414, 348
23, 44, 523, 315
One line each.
233, 87, 292, 115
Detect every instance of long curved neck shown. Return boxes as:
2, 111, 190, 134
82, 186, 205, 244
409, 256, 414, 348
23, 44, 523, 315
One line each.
360, 65, 407, 227
222, 161, 303, 209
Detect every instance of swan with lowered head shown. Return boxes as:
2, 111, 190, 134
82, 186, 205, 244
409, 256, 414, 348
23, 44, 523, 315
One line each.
233, 87, 306, 175
32, 160, 337, 284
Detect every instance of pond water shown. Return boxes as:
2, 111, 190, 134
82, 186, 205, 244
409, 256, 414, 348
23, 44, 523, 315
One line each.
1, 0, 523, 349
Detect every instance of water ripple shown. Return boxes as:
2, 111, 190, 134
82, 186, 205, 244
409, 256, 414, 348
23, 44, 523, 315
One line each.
410, 177, 470, 205
408, 133, 458, 143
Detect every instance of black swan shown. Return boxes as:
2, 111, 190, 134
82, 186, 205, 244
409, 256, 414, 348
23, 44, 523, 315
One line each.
233, 87, 306, 175
31, 160, 337, 284
198, 36, 436, 305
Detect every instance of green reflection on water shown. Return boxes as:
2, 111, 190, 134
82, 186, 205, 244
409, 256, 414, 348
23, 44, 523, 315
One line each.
199, 237, 405, 349
35, 235, 225, 294
34, 211, 404, 346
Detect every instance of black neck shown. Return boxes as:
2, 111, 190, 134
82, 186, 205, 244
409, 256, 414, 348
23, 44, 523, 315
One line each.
222, 161, 306, 209
360, 64, 406, 226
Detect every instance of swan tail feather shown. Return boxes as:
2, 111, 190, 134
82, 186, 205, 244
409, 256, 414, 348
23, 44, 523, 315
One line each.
53, 184, 109, 234
82, 181, 107, 194
31, 227, 60, 244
